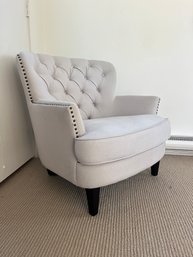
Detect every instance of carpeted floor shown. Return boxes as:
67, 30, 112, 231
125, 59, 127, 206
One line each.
0, 155, 193, 257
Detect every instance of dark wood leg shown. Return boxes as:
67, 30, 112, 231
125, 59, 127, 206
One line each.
151, 161, 160, 176
47, 169, 57, 176
86, 188, 100, 216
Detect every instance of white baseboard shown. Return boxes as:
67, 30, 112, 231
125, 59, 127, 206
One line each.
166, 140, 193, 156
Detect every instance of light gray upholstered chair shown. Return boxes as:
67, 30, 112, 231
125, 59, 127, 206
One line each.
17, 52, 170, 216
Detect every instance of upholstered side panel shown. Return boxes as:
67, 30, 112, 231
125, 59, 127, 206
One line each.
18, 52, 116, 119
33, 100, 86, 138
30, 103, 79, 185
76, 143, 165, 188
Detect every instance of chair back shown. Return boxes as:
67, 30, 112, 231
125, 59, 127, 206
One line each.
17, 52, 116, 119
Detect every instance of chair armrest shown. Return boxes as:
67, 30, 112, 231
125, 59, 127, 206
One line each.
33, 100, 85, 137
111, 95, 160, 116
29, 100, 85, 185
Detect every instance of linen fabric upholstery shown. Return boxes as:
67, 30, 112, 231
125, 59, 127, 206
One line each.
30, 102, 78, 183
75, 115, 170, 165
17, 52, 116, 119
77, 143, 165, 188
16, 51, 170, 189
111, 95, 160, 116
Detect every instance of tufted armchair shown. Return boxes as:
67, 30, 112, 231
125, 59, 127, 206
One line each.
17, 52, 170, 216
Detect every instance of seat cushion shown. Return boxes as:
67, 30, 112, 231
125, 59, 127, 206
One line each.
75, 115, 170, 165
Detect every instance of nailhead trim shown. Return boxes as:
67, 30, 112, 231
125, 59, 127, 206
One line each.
156, 98, 161, 114
17, 54, 33, 103
69, 106, 79, 138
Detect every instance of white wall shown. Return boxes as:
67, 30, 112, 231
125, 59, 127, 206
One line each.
29, 0, 46, 53
0, 0, 34, 182
31, 0, 193, 136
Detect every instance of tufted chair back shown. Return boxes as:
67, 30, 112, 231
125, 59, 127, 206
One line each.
17, 52, 116, 119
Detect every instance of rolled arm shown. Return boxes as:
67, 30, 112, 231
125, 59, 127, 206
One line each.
29, 100, 85, 185
111, 95, 160, 116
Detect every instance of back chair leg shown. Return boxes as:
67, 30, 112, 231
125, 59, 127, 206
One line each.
151, 161, 160, 176
47, 169, 57, 176
86, 188, 100, 216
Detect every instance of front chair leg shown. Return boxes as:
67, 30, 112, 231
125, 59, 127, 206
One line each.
151, 161, 160, 176
85, 188, 100, 216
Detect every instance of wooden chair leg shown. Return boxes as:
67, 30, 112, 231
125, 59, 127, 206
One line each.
47, 169, 57, 176
86, 188, 100, 216
151, 161, 160, 176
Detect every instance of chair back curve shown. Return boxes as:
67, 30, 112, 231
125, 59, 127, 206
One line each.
17, 52, 116, 119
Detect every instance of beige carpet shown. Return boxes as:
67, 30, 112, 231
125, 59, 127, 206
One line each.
0, 156, 193, 257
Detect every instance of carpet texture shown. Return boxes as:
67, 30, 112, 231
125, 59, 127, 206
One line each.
0, 155, 193, 257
